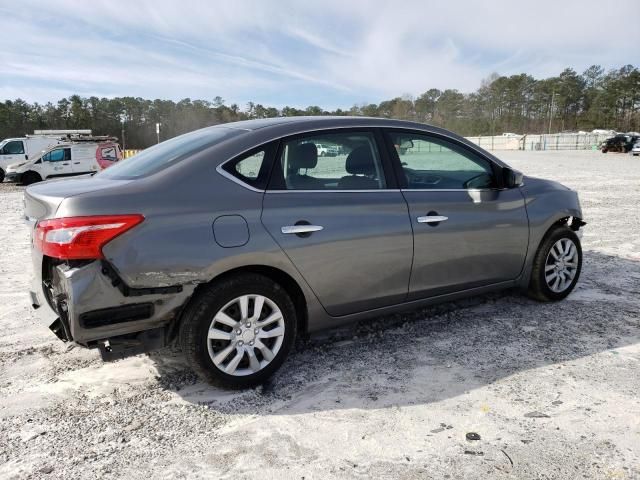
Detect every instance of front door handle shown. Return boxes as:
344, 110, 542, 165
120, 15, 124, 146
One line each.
281, 225, 324, 234
73, 162, 81, 164
417, 215, 448, 223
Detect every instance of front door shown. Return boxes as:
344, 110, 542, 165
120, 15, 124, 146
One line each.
41, 147, 72, 178
385, 130, 530, 300
261, 130, 413, 316
0, 140, 26, 169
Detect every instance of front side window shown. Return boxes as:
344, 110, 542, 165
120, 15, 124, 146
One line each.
388, 132, 495, 190
275, 132, 386, 190
2, 141, 24, 155
42, 148, 67, 162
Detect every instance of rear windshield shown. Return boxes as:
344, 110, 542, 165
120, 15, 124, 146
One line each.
98, 127, 242, 179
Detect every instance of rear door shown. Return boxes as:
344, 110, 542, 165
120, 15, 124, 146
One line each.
261, 129, 413, 316
384, 130, 529, 300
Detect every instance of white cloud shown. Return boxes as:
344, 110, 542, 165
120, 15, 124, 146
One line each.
1, 0, 638, 105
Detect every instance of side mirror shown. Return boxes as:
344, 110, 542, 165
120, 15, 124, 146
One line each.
503, 167, 523, 188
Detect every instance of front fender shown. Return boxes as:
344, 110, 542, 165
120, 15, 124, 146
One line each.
518, 177, 584, 288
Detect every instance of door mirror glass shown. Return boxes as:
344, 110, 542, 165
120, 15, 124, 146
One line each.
503, 167, 523, 188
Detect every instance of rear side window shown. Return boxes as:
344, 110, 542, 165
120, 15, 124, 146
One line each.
2, 141, 24, 154
221, 143, 277, 190
98, 127, 241, 179
271, 132, 386, 190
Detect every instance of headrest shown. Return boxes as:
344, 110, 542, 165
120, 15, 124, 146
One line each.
345, 146, 375, 175
289, 143, 318, 170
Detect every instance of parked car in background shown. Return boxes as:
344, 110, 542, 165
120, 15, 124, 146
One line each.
632, 142, 640, 156
601, 134, 638, 153
315, 143, 339, 156
6, 137, 121, 184
24, 117, 585, 389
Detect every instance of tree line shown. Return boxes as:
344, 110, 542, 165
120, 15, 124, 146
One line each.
1, 64, 638, 149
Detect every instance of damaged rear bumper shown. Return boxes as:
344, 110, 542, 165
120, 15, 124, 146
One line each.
31, 260, 195, 360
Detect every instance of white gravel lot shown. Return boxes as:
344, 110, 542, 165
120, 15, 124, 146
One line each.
0, 150, 639, 479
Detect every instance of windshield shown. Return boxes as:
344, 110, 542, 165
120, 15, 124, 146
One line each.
98, 127, 242, 179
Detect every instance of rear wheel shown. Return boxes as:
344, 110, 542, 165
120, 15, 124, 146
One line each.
179, 273, 297, 388
0, 169, 4, 183
22, 171, 42, 185
528, 225, 582, 302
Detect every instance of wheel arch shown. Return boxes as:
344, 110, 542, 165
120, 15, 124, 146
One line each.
171, 264, 309, 343
518, 213, 585, 291
22, 170, 43, 184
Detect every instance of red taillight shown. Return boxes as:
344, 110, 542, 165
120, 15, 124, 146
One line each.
35, 215, 144, 260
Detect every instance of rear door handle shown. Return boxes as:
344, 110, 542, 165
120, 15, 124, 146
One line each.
73, 162, 81, 164
281, 225, 323, 234
417, 215, 448, 223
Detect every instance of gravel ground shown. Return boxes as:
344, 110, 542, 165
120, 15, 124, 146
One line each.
0, 150, 638, 479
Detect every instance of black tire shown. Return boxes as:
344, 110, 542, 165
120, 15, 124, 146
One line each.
528, 225, 582, 302
179, 273, 297, 389
22, 171, 42, 185
0, 169, 4, 183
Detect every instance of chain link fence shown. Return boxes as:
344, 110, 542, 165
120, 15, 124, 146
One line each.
465, 133, 610, 151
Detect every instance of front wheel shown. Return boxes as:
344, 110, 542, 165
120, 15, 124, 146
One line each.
179, 273, 297, 388
22, 171, 42, 185
528, 225, 582, 302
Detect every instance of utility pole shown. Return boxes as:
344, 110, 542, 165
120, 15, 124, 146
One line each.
548, 91, 555, 135
156, 123, 161, 144
120, 114, 126, 152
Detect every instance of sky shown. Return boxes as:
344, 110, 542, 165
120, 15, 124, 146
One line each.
1, 0, 638, 109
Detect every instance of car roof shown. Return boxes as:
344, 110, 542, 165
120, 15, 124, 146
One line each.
194, 116, 510, 170
215, 116, 439, 132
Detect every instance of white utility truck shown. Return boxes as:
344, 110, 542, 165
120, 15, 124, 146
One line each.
0, 130, 92, 182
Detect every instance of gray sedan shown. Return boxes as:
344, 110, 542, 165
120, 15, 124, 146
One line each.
24, 117, 585, 388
